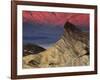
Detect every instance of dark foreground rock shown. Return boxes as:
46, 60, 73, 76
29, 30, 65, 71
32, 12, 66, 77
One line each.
23, 44, 46, 56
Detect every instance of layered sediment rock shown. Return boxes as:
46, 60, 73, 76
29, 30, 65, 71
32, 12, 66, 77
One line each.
23, 22, 89, 68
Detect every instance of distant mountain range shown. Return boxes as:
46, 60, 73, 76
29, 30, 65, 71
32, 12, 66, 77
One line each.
23, 22, 89, 68
23, 21, 64, 48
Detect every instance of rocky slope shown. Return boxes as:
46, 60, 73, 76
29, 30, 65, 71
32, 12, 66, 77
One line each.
23, 44, 46, 56
23, 22, 89, 68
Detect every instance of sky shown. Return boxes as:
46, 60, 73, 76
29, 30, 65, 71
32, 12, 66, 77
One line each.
23, 11, 89, 49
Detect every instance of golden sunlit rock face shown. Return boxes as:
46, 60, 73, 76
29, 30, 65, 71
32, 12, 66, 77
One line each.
22, 22, 89, 68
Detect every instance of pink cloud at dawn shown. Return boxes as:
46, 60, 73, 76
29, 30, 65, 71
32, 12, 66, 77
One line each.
23, 11, 89, 28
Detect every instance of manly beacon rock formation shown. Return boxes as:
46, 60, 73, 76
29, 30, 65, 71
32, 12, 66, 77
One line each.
23, 22, 89, 68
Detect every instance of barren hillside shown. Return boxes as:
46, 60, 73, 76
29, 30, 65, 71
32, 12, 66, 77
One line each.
23, 22, 89, 68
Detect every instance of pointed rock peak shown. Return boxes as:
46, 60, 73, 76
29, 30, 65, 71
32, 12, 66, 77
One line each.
64, 21, 81, 32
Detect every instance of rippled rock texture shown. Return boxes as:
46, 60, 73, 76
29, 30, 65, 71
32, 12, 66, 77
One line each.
23, 22, 89, 68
